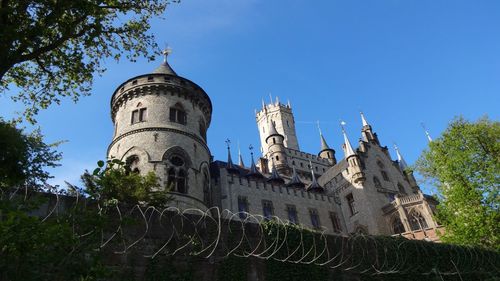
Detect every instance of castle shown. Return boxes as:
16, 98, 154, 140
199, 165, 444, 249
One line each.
107, 51, 441, 240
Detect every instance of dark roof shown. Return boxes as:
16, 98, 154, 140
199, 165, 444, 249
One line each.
152, 61, 177, 76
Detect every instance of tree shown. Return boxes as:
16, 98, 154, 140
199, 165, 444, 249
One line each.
0, 0, 176, 123
416, 116, 499, 250
0, 119, 62, 190
81, 159, 171, 208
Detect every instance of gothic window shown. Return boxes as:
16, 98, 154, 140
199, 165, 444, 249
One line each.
381, 170, 390, 181
373, 176, 382, 188
125, 155, 140, 174
273, 138, 276, 144
276, 156, 279, 161
409, 211, 428, 231
376, 160, 384, 169
169, 103, 187, 125
392, 217, 405, 234
262, 200, 274, 220
131, 108, 147, 124
165, 154, 189, 194
330, 212, 342, 233
238, 196, 249, 219
177, 170, 187, 193
286, 205, 298, 224
388, 193, 396, 202
346, 193, 357, 216
300, 162, 303, 167
397, 183, 407, 195
309, 209, 321, 229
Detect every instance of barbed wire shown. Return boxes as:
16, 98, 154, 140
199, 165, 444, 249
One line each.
2, 189, 499, 279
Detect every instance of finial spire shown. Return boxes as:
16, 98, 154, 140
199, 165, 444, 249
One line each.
306, 160, 323, 191
341, 121, 356, 158
421, 123, 433, 143
360, 111, 369, 127
225, 139, 236, 170
286, 166, 305, 188
247, 144, 263, 178
394, 143, 408, 171
238, 140, 245, 168
317, 121, 330, 151
262, 98, 266, 110
162, 46, 172, 63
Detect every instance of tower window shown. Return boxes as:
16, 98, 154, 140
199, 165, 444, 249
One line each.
262, 200, 274, 220
346, 193, 357, 216
392, 217, 405, 234
147, 76, 154, 82
276, 156, 279, 161
398, 183, 407, 195
286, 205, 298, 224
373, 176, 382, 188
199, 121, 207, 141
131, 108, 147, 124
169, 103, 187, 125
309, 209, 321, 229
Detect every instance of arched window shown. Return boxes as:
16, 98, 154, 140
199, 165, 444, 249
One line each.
169, 103, 187, 125
381, 170, 390, 181
397, 183, 407, 195
373, 176, 382, 188
167, 168, 176, 190
177, 170, 186, 193
125, 155, 140, 174
203, 170, 210, 206
392, 217, 405, 234
409, 211, 428, 231
376, 160, 384, 169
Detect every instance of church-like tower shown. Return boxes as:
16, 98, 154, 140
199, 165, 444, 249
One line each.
107, 50, 213, 210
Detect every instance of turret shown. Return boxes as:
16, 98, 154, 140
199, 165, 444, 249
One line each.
341, 123, 365, 184
286, 166, 305, 189
265, 120, 288, 174
267, 160, 285, 185
360, 112, 380, 145
225, 139, 239, 174
317, 124, 336, 165
246, 145, 264, 179
394, 144, 420, 193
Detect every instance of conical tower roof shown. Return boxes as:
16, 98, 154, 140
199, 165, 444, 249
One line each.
306, 162, 324, 192
394, 144, 409, 171
267, 161, 285, 185
342, 124, 356, 158
246, 149, 264, 178
286, 166, 305, 188
320, 133, 332, 152
152, 48, 177, 75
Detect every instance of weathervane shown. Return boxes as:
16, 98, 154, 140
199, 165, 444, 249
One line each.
225, 138, 231, 149
162, 43, 172, 63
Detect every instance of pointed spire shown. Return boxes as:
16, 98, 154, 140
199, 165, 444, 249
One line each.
262, 98, 266, 110
267, 160, 285, 185
317, 121, 330, 151
286, 166, 305, 188
394, 144, 408, 171
421, 123, 433, 143
360, 112, 369, 127
153, 47, 177, 75
238, 141, 245, 168
268, 120, 279, 136
287, 99, 291, 108
306, 161, 323, 192
225, 139, 238, 172
246, 144, 263, 178
341, 122, 356, 158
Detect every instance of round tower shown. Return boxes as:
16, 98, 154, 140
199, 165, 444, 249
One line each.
107, 50, 212, 210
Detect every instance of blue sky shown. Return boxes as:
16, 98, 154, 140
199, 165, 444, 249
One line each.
1, 0, 499, 192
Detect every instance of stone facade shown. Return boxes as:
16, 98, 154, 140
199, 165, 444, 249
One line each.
107, 55, 441, 239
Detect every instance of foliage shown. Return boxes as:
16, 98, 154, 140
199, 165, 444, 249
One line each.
81, 159, 171, 208
416, 116, 500, 250
0, 194, 108, 281
0, 0, 178, 123
0, 119, 62, 190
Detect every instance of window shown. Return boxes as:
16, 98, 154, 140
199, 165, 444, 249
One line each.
131, 108, 147, 124
276, 156, 279, 161
373, 176, 382, 188
346, 193, 357, 216
199, 121, 207, 141
397, 183, 407, 195
125, 155, 140, 173
392, 217, 405, 234
376, 160, 384, 169
409, 212, 428, 231
166, 155, 189, 194
203, 170, 210, 206
169, 103, 187, 125
262, 200, 274, 220
286, 205, 298, 224
238, 196, 249, 219
147, 76, 154, 82
177, 170, 186, 193
309, 209, 321, 229
330, 212, 342, 233
381, 170, 390, 181
132, 79, 138, 85
387, 193, 395, 202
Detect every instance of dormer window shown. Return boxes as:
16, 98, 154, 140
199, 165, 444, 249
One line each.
169, 103, 187, 125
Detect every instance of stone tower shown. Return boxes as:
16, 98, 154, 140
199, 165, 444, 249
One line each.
107, 50, 213, 210
256, 99, 299, 156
